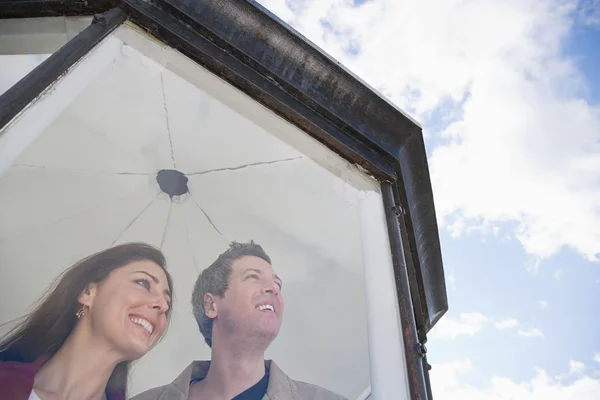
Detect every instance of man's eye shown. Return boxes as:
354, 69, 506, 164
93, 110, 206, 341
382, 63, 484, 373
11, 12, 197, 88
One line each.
136, 279, 151, 289
247, 274, 259, 280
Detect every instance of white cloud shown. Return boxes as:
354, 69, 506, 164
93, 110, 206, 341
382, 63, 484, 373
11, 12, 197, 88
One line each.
429, 313, 489, 340
257, 0, 600, 263
494, 318, 519, 330
428, 314, 523, 339
594, 353, 600, 364
431, 359, 472, 392
431, 359, 600, 400
518, 328, 545, 339
537, 300, 549, 309
569, 360, 586, 375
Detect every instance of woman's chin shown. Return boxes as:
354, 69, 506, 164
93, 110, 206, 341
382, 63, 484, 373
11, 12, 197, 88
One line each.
119, 341, 153, 361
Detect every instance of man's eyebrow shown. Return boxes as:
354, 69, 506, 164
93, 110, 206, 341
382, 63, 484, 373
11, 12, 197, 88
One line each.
244, 269, 283, 286
244, 268, 262, 275
135, 270, 172, 299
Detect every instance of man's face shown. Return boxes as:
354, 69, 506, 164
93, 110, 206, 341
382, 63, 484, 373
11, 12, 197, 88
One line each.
210, 256, 284, 345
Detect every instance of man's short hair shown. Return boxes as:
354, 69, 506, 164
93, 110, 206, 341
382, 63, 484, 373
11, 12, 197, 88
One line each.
191, 241, 272, 347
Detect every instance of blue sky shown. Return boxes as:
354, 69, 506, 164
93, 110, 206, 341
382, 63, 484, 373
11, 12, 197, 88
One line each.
257, 0, 600, 398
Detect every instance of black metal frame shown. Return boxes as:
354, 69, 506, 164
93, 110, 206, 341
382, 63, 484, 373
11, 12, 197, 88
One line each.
0, 0, 117, 18
0, 1, 448, 398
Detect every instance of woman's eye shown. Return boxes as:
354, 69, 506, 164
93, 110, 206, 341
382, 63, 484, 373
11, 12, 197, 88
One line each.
136, 279, 151, 290
247, 274, 259, 280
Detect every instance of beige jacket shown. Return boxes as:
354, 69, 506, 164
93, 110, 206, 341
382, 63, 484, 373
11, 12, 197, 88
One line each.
131, 360, 347, 400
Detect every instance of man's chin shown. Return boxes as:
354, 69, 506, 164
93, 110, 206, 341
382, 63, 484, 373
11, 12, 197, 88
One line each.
249, 326, 280, 343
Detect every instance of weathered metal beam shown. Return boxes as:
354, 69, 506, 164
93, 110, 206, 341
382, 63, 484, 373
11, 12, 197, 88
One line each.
0, 0, 116, 18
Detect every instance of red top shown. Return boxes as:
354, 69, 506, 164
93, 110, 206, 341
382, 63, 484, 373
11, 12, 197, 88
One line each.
0, 356, 125, 400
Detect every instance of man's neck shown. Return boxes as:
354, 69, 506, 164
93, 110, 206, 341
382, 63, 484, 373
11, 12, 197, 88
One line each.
190, 338, 267, 400
33, 326, 121, 400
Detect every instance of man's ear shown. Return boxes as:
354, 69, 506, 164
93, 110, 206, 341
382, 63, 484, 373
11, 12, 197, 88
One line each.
77, 282, 98, 308
204, 293, 217, 318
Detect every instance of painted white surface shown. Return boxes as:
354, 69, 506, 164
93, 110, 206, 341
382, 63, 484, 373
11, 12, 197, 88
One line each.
0, 24, 391, 399
358, 191, 411, 400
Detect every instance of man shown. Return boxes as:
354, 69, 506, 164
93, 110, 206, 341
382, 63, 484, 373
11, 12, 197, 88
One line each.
133, 241, 347, 400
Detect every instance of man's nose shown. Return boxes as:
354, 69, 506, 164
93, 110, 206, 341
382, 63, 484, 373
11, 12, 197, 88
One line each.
263, 281, 280, 295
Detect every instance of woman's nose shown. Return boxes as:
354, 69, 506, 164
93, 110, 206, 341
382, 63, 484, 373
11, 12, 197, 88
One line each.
151, 296, 169, 313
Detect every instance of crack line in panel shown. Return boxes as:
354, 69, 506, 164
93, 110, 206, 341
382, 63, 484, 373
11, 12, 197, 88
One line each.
186, 156, 303, 176
160, 72, 176, 169
111, 193, 160, 246
160, 200, 172, 249
189, 190, 228, 243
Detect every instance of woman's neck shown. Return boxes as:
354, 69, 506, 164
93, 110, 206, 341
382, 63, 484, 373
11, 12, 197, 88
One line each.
33, 326, 122, 400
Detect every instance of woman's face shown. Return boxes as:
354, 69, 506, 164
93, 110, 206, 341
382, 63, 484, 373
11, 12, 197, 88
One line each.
79, 260, 172, 361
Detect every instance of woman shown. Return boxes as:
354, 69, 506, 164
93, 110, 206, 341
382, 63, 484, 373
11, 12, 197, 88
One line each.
0, 242, 174, 400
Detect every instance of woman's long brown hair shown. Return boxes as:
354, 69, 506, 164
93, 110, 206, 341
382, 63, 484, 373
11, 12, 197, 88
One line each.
0, 242, 174, 396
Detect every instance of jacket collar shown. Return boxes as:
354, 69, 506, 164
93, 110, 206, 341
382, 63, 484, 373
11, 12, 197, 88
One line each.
160, 360, 301, 400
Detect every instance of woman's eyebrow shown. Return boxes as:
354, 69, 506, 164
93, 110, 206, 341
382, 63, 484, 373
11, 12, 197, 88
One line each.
134, 270, 171, 298
134, 270, 159, 283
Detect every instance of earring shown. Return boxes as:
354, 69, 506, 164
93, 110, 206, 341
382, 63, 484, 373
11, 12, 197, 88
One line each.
76, 306, 86, 319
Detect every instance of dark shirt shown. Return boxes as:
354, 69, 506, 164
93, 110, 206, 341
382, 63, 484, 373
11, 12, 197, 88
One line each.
233, 368, 269, 400
191, 365, 270, 400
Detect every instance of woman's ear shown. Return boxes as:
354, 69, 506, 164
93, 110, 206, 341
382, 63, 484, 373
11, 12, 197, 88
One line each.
204, 293, 217, 318
77, 282, 98, 308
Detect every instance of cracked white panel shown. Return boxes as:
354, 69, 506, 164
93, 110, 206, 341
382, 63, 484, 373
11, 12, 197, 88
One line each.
160, 66, 301, 173
0, 23, 379, 399
113, 23, 379, 192
16, 41, 175, 173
